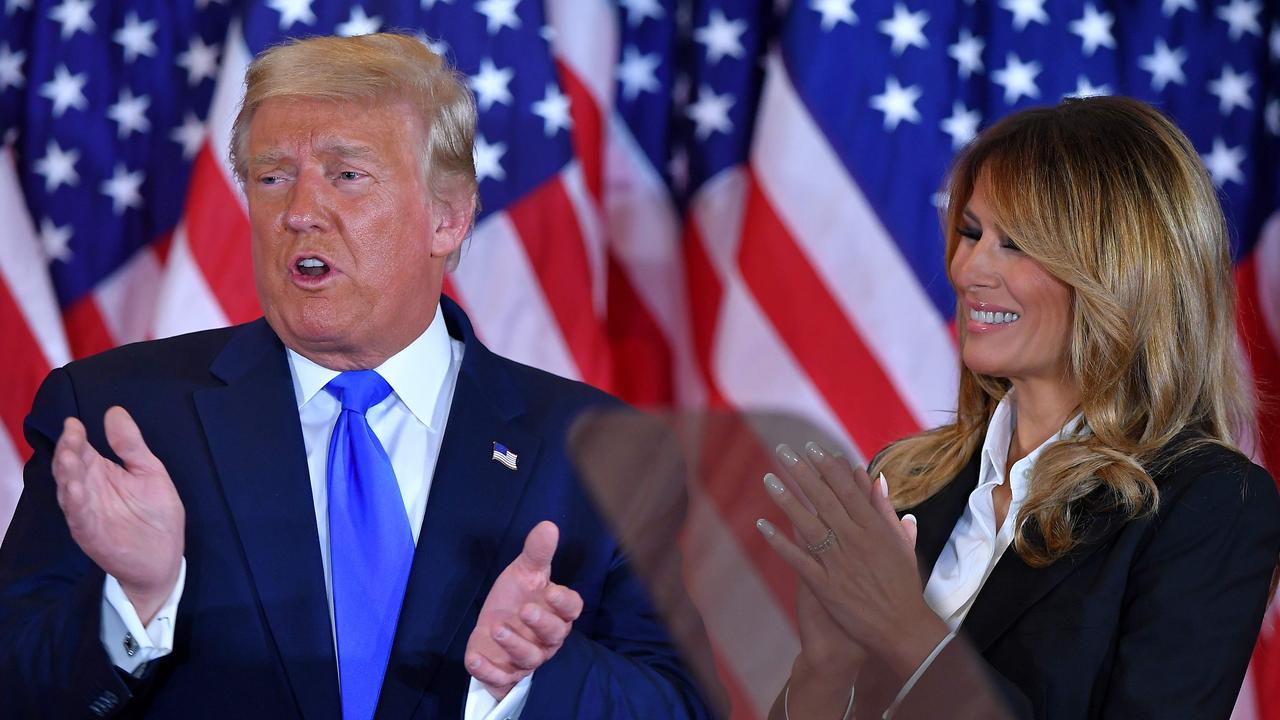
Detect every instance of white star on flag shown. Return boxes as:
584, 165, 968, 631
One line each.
5, 0, 32, 15
420, 0, 453, 9
112, 12, 158, 63
686, 85, 736, 140
695, 9, 748, 64
1000, 0, 1048, 31
40, 64, 88, 117
1200, 137, 1245, 187
171, 113, 206, 160
34, 140, 80, 192
1216, 0, 1262, 41
1069, 76, 1112, 98
1068, 4, 1115, 56
949, 29, 984, 79
108, 88, 152, 138
476, 0, 521, 35
618, 46, 660, 101
878, 3, 929, 56
940, 101, 980, 149
177, 36, 220, 86
1161, 0, 1194, 17
268, 0, 316, 29
531, 84, 571, 136
101, 163, 145, 215
619, 0, 663, 27
39, 218, 73, 263
811, 0, 857, 31
1138, 38, 1185, 92
1208, 66, 1254, 115
469, 58, 514, 111
870, 76, 922, 130
473, 135, 507, 183
0, 43, 24, 90
992, 53, 1041, 104
49, 0, 95, 40
336, 6, 382, 36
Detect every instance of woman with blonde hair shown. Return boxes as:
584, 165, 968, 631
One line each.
757, 96, 1280, 718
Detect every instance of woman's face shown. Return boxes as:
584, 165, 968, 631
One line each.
950, 178, 1074, 386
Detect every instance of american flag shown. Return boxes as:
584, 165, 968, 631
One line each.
1, 0, 1277, 717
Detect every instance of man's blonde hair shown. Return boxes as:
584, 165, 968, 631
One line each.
229, 32, 478, 254
873, 96, 1252, 566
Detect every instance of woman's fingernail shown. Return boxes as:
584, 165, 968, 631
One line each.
878, 473, 890, 497
902, 513, 917, 525
756, 518, 777, 537
805, 441, 826, 461
776, 444, 800, 466
763, 473, 786, 495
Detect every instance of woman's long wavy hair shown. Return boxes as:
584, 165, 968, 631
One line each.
870, 96, 1254, 567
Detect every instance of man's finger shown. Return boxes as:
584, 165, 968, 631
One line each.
517, 520, 559, 573
465, 651, 521, 691
520, 601, 572, 646
103, 406, 163, 476
493, 623, 545, 671
543, 583, 583, 622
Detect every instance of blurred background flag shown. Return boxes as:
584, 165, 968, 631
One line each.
0, 0, 1277, 717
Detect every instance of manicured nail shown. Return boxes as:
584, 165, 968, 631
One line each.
776, 444, 800, 466
902, 513, 917, 526
763, 473, 786, 495
878, 473, 889, 497
805, 441, 826, 461
756, 518, 777, 537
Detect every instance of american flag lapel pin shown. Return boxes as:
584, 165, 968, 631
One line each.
491, 442, 518, 471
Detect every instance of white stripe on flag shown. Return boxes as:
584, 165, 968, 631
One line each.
452, 212, 581, 381
94, 246, 163, 345
151, 223, 231, 338
0, 419, 25, 544
754, 53, 958, 430
0, 148, 70, 368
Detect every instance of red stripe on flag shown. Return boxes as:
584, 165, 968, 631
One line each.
505, 178, 612, 390
1235, 256, 1280, 474
737, 171, 920, 456
556, 61, 603, 204
682, 220, 728, 408
606, 255, 674, 406
0, 279, 52, 457
184, 145, 260, 324
62, 295, 116, 360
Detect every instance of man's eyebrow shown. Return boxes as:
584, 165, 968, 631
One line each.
320, 142, 379, 163
249, 149, 290, 167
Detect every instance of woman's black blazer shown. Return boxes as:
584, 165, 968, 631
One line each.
897, 437, 1280, 719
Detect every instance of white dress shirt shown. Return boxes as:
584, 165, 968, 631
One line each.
99, 305, 530, 719
922, 393, 1084, 631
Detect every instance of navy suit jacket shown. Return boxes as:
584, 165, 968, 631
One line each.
0, 297, 713, 720
889, 437, 1280, 719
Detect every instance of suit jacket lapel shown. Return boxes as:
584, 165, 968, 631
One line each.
960, 503, 1127, 652
193, 320, 341, 720
376, 298, 540, 719
909, 450, 982, 584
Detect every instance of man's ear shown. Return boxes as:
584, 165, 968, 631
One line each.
430, 190, 476, 259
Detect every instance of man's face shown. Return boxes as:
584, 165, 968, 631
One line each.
244, 96, 469, 370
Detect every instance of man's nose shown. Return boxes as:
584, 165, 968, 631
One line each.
284, 169, 331, 233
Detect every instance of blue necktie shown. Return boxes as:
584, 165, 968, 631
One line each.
325, 370, 414, 720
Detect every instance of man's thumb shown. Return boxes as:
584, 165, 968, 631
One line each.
103, 406, 161, 474
519, 521, 559, 572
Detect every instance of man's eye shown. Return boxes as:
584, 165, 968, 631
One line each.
258, 175, 284, 186
337, 171, 363, 182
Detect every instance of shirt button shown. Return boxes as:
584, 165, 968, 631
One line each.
123, 632, 138, 657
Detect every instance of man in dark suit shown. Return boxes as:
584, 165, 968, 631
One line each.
0, 32, 711, 720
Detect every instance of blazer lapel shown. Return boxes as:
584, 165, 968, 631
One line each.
909, 450, 982, 584
376, 298, 540, 719
193, 320, 341, 720
960, 502, 1128, 652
